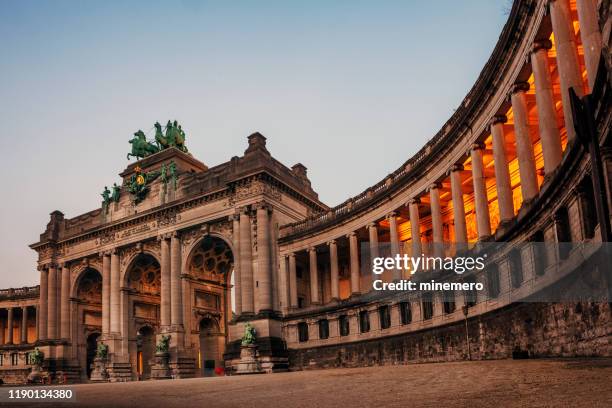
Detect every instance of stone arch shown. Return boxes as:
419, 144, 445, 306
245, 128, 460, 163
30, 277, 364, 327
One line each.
182, 232, 236, 275
125, 254, 161, 295
184, 233, 235, 285
71, 266, 103, 301
121, 250, 162, 289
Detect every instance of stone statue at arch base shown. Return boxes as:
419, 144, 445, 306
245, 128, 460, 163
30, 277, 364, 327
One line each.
90, 343, 110, 382
235, 323, 264, 375
151, 334, 172, 380
26, 348, 46, 384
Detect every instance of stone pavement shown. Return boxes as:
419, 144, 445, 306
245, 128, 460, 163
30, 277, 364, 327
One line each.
4, 359, 612, 408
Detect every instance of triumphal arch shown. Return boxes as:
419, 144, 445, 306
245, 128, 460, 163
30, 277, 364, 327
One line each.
28, 127, 326, 381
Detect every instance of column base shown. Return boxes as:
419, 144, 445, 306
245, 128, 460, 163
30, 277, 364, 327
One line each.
225, 317, 288, 374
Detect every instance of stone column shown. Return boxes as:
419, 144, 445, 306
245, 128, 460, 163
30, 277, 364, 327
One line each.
408, 199, 422, 256
387, 213, 401, 281
101, 252, 111, 335
60, 264, 70, 339
7, 308, 13, 344
231, 214, 242, 316
38, 267, 48, 340
20, 307, 28, 344
47, 264, 58, 339
256, 203, 273, 312
348, 232, 360, 295
576, 0, 602, 90
490, 115, 515, 222
550, 0, 584, 142
170, 233, 183, 327
510, 82, 539, 202
429, 183, 444, 256
367, 222, 379, 282
308, 247, 320, 305
160, 235, 171, 328
34, 305, 39, 342
470, 142, 492, 240
288, 253, 298, 308
329, 240, 339, 300
110, 250, 121, 333
279, 255, 289, 314
531, 39, 563, 174
239, 208, 254, 314
450, 164, 468, 248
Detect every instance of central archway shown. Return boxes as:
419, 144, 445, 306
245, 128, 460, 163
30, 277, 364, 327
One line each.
186, 235, 234, 377
125, 253, 162, 380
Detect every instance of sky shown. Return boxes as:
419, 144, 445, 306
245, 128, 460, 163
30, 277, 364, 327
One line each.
0, 0, 508, 288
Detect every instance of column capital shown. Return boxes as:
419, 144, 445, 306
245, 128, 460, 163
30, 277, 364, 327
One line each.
450, 163, 464, 173
327, 239, 337, 246
171, 230, 181, 239
157, 233, 172, 241
254, 201, 271, 212
489, 114, 508, 128
288, 252, 296, 259
427, 182, 442, 192
470, 142, 485, 152
346, 231, 357, 238
366, 222, 377, 230
408, 197, 421, 205
532, 39, 552, 53
509, 81, 530, 96
386, 211, 397, 219
229, 213, 241, 222
308, 246, 317, 254
98, 250, 112, 258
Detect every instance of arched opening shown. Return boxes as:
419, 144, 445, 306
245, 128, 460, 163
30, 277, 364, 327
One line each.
136, 326, 155, 380
74, 267, 103, 381
126, 254, 161, 380
85, 332, 100, 378
187, 235, 234, 376
198, 318, 223, 377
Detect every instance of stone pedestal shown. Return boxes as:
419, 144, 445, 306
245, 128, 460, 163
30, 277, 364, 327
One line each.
90, 357, 109, 382
235, 344, 263, 375
26, 365, 45, 384
150, 352, 172, 380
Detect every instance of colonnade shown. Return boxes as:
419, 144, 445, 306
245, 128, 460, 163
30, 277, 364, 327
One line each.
0, 306, 36, 346
282, 0, 602, 312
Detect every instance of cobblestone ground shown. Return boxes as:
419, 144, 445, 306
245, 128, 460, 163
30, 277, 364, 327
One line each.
4, 359, 612, 408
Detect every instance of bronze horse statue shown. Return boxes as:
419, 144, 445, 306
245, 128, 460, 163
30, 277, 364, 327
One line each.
127, 130, 159, 160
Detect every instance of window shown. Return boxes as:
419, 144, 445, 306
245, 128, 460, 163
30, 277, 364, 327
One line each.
509, 248, 523, 289
578, 178, 597, 239
318, 319, 329, 339
532, 231, 547, 276
399, 302, 412, 325
11, 353, 18, 366
0, 354, 3, 366
378, 305, 391, 329
486, 264, 500, 298
297, 297, 305, 309
555, 207, 572, 260
297, 322, 309, 342
296, 266, 303, 279
359, 310, 370, 333
422, 293, 433, 320
443, 291, 455, 314
463, 277, 478, 307
339, 315, 350, 336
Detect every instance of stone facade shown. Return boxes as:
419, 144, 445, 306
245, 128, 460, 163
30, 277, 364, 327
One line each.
0, 0, 611, 384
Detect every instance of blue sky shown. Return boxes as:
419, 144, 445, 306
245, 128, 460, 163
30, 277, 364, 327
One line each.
0, 1, 508, 287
